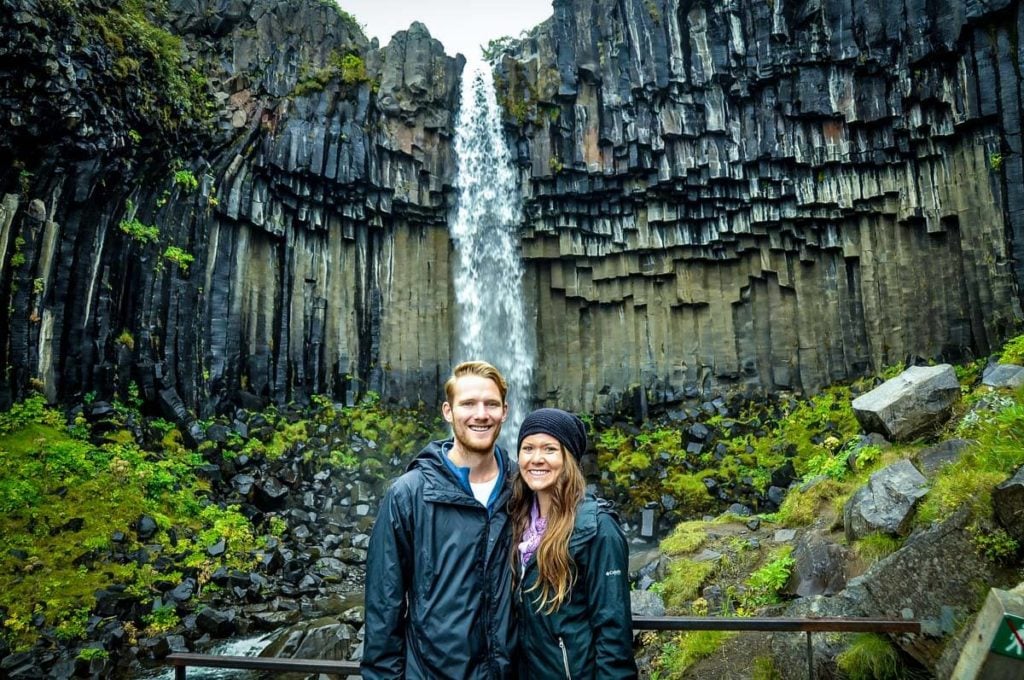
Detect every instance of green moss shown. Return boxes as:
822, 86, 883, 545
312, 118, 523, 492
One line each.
752, 655, 782, 680
854, 533, 903, 563
76, 647, 109, 661
660, 558, 717, 610
919, 394, 1024, 524
659, 521, 708, 556
662, 471, 713, 514
835, 634, 906, 680
84, 0, 213, 135
141, 603, 179, 635
718, 385, 861, 484
1000, 334, 1024, 365
293, 50, 372, 97
494, 61, 542, 125
651, 630, 734, 676
0, 398, 264, 651
116, 330, 135, 350
775, 478, 847, 527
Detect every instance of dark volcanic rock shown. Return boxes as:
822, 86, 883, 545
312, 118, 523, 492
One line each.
844, 460, 929, 540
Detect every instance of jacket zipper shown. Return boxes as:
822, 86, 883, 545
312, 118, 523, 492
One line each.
558, 636, 572, 679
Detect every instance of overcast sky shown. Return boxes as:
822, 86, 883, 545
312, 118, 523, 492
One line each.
338, 0, 554, 60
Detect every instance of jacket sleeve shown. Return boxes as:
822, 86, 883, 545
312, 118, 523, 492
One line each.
361, 482, 413, 679
584, 512, 639, 680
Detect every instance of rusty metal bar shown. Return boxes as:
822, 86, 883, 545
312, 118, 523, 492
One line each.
166, 617, 920, 678
630, 616, 921, 633
806, 631, 813, 680
166, 653, 361, 673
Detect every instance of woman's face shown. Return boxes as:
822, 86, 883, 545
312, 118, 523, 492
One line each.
518, 433, 565, 496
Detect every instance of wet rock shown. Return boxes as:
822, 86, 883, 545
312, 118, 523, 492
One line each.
630, 590, 666, 617
136, 515, 158, 540
844, 460, 929, 540
196, 607, 237, 637
231, 474, 256, 495
852, 365, 961, 441
254, 477, 289, 511
916, 438, 975, 477
994, 466, 1024, 544
261, 616, 357, 662
786, 531, 850, 597
168, 578, 197, 603
982, 363, 1024, 389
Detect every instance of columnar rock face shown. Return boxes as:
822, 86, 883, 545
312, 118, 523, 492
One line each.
498, 0, 1024, 412
1, 0, 1023, 419
0, 0, 463, 415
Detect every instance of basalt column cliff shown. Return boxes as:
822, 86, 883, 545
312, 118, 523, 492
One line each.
0, 0, 1022, 421
498, 0, 1024, 413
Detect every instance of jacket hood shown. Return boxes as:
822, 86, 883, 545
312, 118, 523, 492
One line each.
408, 439, 516, 507
568, 495, 619, 550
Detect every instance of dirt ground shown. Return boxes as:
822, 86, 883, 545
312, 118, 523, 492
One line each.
681, 631, 776, 679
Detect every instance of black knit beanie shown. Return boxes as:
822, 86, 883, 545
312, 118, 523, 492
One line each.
516, 408, 588, 460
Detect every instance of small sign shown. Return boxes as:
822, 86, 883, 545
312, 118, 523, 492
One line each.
991, 613, 1024, 660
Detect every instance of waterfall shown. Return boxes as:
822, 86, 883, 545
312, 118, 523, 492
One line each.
451, 59, 533, 455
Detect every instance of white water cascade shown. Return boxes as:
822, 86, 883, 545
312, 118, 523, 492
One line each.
451, 60, 534, 454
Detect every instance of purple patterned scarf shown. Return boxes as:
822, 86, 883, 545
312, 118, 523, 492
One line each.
518, 496, 548, 566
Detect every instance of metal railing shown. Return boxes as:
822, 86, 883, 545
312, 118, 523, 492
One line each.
166, 615, 920, 679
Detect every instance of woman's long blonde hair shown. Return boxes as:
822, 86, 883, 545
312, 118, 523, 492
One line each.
510, 444, 587, 614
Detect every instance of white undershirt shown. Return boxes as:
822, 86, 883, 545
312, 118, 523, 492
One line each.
470, 477, 498, 507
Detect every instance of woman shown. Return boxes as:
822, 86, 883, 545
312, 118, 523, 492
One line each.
511, 408, 638, 679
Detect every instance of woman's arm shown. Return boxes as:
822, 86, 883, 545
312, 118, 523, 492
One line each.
585, 512, 639, 679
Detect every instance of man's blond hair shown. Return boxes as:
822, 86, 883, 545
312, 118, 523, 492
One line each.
444, 360, 508, 404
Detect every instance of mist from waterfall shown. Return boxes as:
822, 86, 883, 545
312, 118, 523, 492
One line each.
451, 60, 533, 454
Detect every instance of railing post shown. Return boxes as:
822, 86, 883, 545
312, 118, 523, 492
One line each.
806, 631, 814, 680
175, 665, 186, 680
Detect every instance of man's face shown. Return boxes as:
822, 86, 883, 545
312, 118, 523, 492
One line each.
442, 374, 508, 457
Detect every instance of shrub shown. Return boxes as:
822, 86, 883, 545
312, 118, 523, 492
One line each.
142, 603, 180, 634
172, 169, 199, 192
969, 524, 1019, 563
163, 246, 194, 272
76, 647, 109, 661
119, 217, 160, 244
740, 546, 794, 611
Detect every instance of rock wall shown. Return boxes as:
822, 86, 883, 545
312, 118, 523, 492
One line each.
498, 0, 1024, 412
1, 0, 1023, 420
0, 0, 463, 416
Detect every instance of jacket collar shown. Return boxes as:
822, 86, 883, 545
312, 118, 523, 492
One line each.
414, 439, 515, 510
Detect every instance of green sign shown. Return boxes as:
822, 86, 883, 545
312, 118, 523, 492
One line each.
991, 613, 1024, 660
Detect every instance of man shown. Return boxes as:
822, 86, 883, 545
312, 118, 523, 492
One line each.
362, 360, 517, 679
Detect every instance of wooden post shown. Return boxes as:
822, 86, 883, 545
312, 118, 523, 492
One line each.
952, 588, 1024, 679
